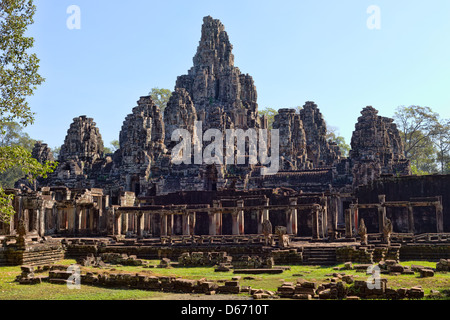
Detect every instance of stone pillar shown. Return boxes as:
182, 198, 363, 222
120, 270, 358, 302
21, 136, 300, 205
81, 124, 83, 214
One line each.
320, 196, 328, 238
97, 196, 103, 233
262, 198, 270, 221
89, 209, 94, 233
216, 211, 222, 235
290, 198, 298, 235
259, 198, 270, 235
55, 207, 60, 233
345, 208, 353, 238
114, 211, 122, 236
257, 208, 264, 234
144, 213, 151, 235
38, 208, 45, 237
312, 206, 320, 239
161, 213, 168, 236
231, 211, 239, 235
378, 195, 386, 233
122, 213, 129, 235
182, 213, 190, 236
329, 195, 338, 236
209, 212, 217, 236
237, 200, 245, 235
190, 212, 196, 236
137, 213, 144, 239
76, 207, 83, 235
213, 200, 222, 235
168, 214, 174, 236
407, 205, 415, 234
436, 200, 444, 233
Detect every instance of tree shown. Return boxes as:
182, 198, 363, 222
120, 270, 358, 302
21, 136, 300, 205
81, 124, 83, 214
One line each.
326, 123, 350, 157
0, 0, 56, 222
0, 121, 36, 188
52, 146, 60, 160
432, 119, 450, 174
149, 88, 172, 113
259, 107, 278, 129
110, 139, 119, 152
393, 106, 440, 160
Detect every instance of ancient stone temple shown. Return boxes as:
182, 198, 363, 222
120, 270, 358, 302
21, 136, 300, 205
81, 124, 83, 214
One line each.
3, 16, 449, 269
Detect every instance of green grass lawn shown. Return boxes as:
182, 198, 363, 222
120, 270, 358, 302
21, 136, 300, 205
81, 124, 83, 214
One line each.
0, 260, 448, 300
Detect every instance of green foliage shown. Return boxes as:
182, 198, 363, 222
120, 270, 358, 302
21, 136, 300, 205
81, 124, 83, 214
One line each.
110, 139, 119, 152
259, 107, 278, 129
52, 146, 60, 159
0, 0, 44, 128
0, 121, 35, 188
104, 140, 119, 155
326, 123, 350, 157
394, 105, 449, 175
149, 87, 172, 113
0, 0, 56, 223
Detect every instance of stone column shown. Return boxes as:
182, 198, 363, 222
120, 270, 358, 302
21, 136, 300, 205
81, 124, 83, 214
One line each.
160, 213, 168, 236
122, 213, 129, 235
213, 200, 222, 235
114, 211, 122, 236
74, 207, 82, 235
137, 212, 144, 239
257, 208, 264, 234
231, 211, 239, 236
209, 212, 217, 236
190, 212, 196, 236
38, 207, 45, 237
436, 200, 444, 233
216, 211, 222, 235
182, 213, 190, 236
55, 207, 60, 233
262, 198, 270, 221
312, 206, 320, 240
407, 205, 415, 234
97, 196, 103, 233
345, 208, 353, 238
69, 206, 81, 234
168, 214, 174, 236
145, 213, 152, 235
259, 198, 270, 235
378, 195, 386, 233
237, 200, 245, 235
289, 198, 298, 235
320, 196, 328, 238
89, 209, 95, 233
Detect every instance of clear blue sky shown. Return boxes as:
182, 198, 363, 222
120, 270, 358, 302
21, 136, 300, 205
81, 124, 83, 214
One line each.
25, 0, 450, 150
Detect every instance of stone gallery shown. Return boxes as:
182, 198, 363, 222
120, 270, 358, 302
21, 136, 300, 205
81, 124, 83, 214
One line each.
0, 17, 449, 297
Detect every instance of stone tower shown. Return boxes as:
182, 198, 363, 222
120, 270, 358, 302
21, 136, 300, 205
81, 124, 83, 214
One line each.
350, 106, 411, 187
169, 16, 260, 133
118, 96, 165, 194
59, 116, 104, 163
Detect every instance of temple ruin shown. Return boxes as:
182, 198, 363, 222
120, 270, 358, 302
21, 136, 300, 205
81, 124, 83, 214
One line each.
1, 16, 449, 268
